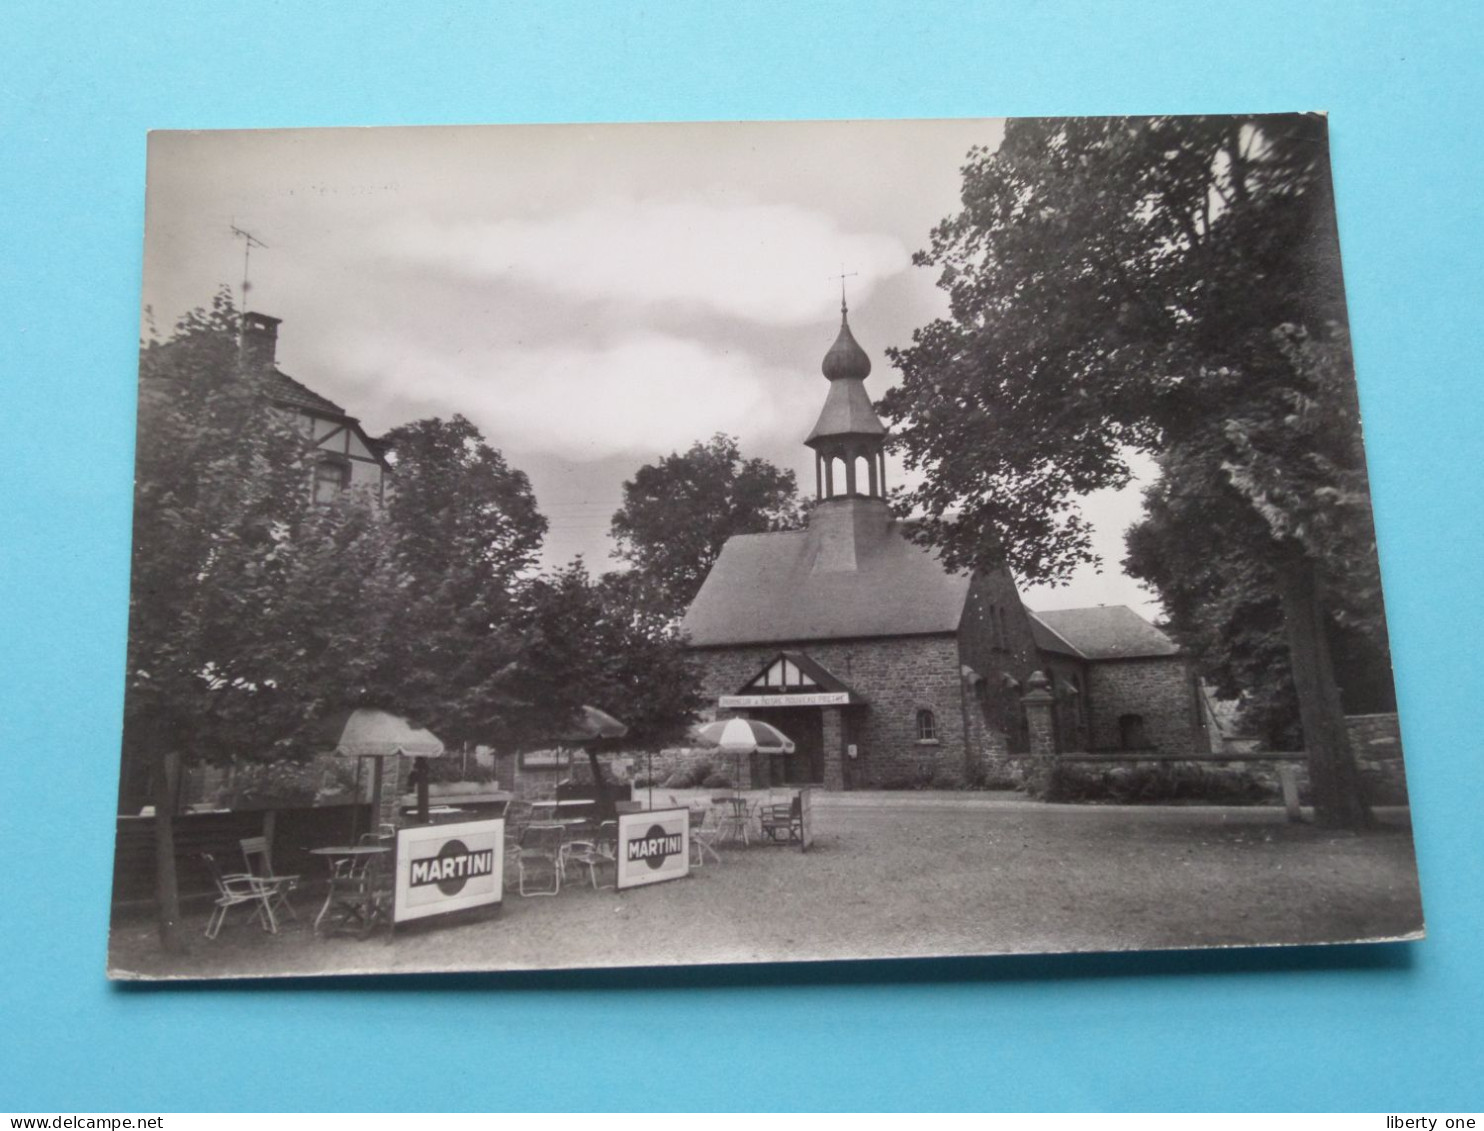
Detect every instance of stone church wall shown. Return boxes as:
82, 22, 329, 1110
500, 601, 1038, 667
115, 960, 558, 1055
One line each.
955, 569, 1042, 760
1086, 656, 1202, 753
692, 634, 970, 788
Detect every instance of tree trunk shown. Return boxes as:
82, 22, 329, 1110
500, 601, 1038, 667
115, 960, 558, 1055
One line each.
152, 749, 184, 953
1275, 555, 1372, 828
586, 748, 614, 822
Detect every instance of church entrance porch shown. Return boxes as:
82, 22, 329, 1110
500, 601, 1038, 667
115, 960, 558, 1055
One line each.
750, 707, 824, 786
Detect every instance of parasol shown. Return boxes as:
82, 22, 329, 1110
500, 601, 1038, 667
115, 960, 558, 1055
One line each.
692, 718, 795, 789
328, 708, 446, 759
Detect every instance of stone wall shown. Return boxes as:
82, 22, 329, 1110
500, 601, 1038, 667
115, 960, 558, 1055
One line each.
1085, 656, 1202, 754
692, 634, 970, 788
1346, 712, 1409, 803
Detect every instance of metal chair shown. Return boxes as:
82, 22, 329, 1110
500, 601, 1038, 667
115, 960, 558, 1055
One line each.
314, 850, 383, 938
239, 836, 299, 925
566, 820, 619, 889
688, 806, 721, 866
517, 824, 564, 896
200, 852, 277, 939
503, 799, 534, 855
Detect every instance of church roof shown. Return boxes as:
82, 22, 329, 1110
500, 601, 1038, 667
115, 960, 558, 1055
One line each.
805, 376, 888, 444
681, 500, 972, 647
1028, 606, 1180, 660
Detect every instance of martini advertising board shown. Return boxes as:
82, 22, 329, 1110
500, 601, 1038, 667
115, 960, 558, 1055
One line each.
393, 818, 504, 923
615, 808, 691, 890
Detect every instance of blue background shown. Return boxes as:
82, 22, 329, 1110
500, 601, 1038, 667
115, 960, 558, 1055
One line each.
2, 0, 1481, 1112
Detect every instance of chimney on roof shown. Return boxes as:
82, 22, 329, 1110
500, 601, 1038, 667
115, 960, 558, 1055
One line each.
240, 311, 281, 372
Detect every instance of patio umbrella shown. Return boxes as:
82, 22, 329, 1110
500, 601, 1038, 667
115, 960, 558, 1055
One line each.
324, 708, 446, 839
327, 708, 447, 760
553, 705, 629, 744
692, 718, 795, 788
553, 705, 629, 818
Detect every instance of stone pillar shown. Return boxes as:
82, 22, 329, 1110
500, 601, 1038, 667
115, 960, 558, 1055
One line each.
821, 706, 847, 791
374, 755, 407, 834
1021, 670, 1057, 794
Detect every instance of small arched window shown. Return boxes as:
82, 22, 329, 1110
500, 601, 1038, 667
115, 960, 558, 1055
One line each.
916, 708, 938, 743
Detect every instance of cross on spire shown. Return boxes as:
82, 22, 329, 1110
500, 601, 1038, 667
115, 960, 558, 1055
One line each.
229, 223, 268, 309
830, 267, 858, 317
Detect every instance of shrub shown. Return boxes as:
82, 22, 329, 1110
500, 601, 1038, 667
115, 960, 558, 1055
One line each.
700, 773, 734, 789
1043, 761, 1278, 805
661, 760, 714, 789
225, 759, 319, 809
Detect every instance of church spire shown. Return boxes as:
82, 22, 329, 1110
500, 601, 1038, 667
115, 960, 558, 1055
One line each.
805, 299, 888, 502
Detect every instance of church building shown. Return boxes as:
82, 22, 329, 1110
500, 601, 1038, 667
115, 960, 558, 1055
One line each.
680, 301, 1202, 790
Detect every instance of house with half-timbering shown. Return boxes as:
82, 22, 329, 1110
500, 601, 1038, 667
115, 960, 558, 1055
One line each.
240, 311, 390, 505
680, 302, 1203, 789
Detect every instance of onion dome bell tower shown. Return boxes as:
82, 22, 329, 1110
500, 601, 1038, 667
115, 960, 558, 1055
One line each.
805, 295, 889, 502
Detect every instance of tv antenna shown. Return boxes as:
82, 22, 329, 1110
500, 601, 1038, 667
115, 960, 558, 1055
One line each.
229, 224, 268, 311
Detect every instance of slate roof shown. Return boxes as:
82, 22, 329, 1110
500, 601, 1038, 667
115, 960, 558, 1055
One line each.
681, 500, 972, 647
1028, 606, 1180, 660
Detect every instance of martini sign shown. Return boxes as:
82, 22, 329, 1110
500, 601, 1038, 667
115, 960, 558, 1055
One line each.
393, 818, 504, 923
615, 809, 691, 890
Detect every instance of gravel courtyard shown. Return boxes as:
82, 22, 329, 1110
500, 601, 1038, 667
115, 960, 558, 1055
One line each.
107, 794, 1424, 981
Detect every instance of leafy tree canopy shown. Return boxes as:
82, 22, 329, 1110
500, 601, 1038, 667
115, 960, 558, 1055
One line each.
125, 293, 397, 776
370, 415, 547, 745
499, 559, 703, 752
610, 433, 807, 614
881, 114, 1350, 583
881, 115, 1384, 826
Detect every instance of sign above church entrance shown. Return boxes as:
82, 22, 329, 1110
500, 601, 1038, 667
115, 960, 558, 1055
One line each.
719, 691, 852, 708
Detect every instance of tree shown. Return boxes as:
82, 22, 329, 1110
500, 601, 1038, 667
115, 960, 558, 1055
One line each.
610, 433, 807, 614
1123, 364, 1397, 748
499, 560, 704, 807
371, 416, 547, 746
880, 114, 1382, 827
124, 294, 399, 949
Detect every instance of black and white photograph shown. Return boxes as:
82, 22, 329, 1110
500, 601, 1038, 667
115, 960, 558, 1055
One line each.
108, 115, 1423, 980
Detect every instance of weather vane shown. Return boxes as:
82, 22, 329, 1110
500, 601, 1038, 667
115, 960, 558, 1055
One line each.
830, 266, 859, 315
229, 223, 268, 311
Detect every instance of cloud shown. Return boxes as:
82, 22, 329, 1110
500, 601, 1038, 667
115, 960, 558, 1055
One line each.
342, 332, 812, 462
381, 197, 910, 326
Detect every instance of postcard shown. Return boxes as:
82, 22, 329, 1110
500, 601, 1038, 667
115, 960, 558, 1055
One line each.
109, 115, 1422, 979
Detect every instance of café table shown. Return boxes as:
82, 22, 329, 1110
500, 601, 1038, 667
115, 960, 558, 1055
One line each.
711, 795, 753, 846
529, 799, 592, 822
309, 845, 390, 936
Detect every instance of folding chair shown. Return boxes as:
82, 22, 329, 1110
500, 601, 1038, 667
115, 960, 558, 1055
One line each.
239, 836, 299, 925
688, 806, 721, 866
314, 851, 383, 938
759, 794, 804, 844
517, 824, 564, 896
200, 852, 277, 939
503, 799, 534, 855
566, 820, 619, 890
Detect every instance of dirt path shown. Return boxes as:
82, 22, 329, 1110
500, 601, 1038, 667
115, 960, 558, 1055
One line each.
108, 799, 1423, 980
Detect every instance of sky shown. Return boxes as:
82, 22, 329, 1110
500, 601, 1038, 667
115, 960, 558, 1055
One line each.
140, 119, 1159, 617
